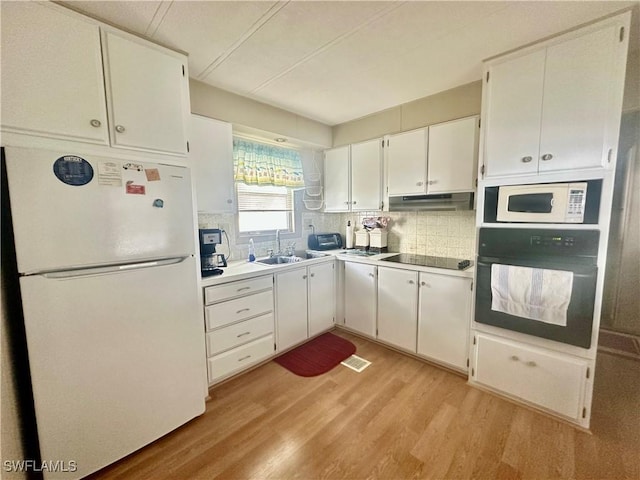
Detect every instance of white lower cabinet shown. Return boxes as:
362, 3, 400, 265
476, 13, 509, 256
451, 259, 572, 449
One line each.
418, 273, 471, 371
471, 332, 590, 421
344, 262, 377, 337
276, 261, 336, 352
203, 275, 274, 385
377, 267, 418, 352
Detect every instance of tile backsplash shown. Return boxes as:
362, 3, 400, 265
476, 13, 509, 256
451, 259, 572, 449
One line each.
198, 210, 476, 261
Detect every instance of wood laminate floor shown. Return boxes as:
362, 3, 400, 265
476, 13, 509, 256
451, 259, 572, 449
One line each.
90, 331, 640, 480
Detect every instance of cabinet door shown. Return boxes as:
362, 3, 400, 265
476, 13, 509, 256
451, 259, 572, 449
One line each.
351, 139, 383, 211
427, 117, 478, 194
387, 129, 428, 195
483, 50, 546, 178
324, 146, 350, 212
308, 262, 336, 337
472, 333, 588, 420
276, 267, 308, 351
190, 115, 235, 213
538, 24, 621, 172
0, 2, 108, 144
344, 262, 377, 337
377, 267, 418, 352
103, 31, 188, 155
418, 273, 471, 371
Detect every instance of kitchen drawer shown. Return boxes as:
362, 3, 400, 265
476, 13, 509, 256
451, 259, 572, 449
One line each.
472, 333, 588, 419
206, 313, 273, 356
204, 276, 272, 305
207, 334, 274, 385
205, 290, 273, 330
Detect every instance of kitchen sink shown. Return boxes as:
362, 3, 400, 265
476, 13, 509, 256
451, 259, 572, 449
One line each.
256, 251, 328, 265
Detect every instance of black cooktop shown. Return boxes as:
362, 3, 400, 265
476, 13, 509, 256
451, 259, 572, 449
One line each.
380, 254, 473, 270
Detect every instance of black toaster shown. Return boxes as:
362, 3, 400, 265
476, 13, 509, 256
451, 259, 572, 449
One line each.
308, 233, 343, 250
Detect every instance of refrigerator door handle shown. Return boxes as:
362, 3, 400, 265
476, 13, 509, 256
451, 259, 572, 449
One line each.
40, 256, 191, 279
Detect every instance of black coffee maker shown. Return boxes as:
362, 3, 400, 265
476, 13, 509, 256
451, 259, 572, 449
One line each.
199, 228, 227, 277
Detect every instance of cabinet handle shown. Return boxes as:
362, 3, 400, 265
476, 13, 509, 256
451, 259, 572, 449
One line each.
352, 201, 357, 205
302, 275, 308, 279
227, 199, 233, 204
521, 156, 533, 163
238, 355, 252, 362
408, 280, 415, 284
90, 119, 101, 128
237, 332, 251, 338
310, 273, 315, 277
416, 181, 424, 186
237, 287, 251, 292
428, 180, 437, 185
236, 308, 250, 314
420, 281, 429, 287
510, 355, 520, 361
525, 361, 537, 367
344, 201, 350, 205
368, 273, 375, 278
541, 153, 553, 161
115, 125, 126, 133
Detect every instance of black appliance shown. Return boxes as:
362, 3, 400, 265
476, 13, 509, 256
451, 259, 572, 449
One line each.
199, 228, 227, 277
475, 228, 599, 348
380, 254, 472, 270
308, 232, 343, 250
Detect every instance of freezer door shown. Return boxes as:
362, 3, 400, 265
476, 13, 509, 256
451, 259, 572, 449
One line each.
4, 146, 196, 273
19, 256, 206, 480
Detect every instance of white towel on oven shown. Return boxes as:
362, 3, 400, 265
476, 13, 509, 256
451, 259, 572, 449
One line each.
490, 264, 573, 326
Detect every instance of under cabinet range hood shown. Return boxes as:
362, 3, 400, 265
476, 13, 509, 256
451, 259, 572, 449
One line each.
388, 192, 474, 212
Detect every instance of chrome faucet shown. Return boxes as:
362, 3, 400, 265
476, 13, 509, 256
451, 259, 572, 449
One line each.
275, 229, 282, 255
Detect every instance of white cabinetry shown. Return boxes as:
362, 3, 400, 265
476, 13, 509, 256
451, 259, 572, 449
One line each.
1, 2, 108, 145
482, 13, 630, 178
324, 141, 382, 212
276, 261, 336, 351
471, 333, 590, 421
427, 116, 479, 193
102, 31, 188, 155
203, 276, 274, 385
377, 267, 418, 352
1, 2, 189, 157
418, 273, 471, 371
343, 262, 377, 337
190, 115, 235, 213
387, 128, 428, 196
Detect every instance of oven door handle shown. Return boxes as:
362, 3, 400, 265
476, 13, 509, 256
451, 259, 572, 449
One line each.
477, 260, 597, 278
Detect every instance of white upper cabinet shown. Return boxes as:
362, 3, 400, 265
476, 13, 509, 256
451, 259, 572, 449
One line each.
324, 146, 350, 212
324, 140, 383, 212
482, 12, 630, 178
0, 2, 108, 144
350, 138, 383, 210
387, 128, 428, 196
189, 115, 235, 214
1, 2, 190, 158
102, 31, 188, 155
427, 116, 479, 194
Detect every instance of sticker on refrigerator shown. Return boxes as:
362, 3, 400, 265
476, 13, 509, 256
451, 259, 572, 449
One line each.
98, 161, 122, 187
53, 156, 93, 186
126, 181, 146, 195
145, 168, 161, 182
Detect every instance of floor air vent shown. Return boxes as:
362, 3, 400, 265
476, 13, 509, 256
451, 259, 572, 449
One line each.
341, 354, 371, 373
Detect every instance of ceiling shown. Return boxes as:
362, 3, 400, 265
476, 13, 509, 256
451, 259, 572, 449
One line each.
59, 1, 638, 127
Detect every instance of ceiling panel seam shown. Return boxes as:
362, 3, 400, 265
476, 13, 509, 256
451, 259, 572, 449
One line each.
248, 1, 406, 95
145, 1, 174, 38
195, 1, 290, 80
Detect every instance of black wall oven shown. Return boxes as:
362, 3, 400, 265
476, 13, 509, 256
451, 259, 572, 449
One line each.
475, 228, 599, 348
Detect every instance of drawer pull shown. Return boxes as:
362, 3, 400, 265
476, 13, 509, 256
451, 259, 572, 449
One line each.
237, 287, 251, 292
510, 355, 520, 361
238, 355, 252, 362
525, 361, 537, 367
237, 332, 251, 338
236, 308, 250, 314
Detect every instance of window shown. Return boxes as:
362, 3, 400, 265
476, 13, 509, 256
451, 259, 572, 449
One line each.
233, 138, 304, 237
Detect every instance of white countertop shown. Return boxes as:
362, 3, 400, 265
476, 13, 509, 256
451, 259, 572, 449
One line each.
200, 249, 474, 288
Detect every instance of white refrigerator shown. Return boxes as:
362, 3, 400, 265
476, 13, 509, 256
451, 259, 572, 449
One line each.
3, 146, 207, 479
